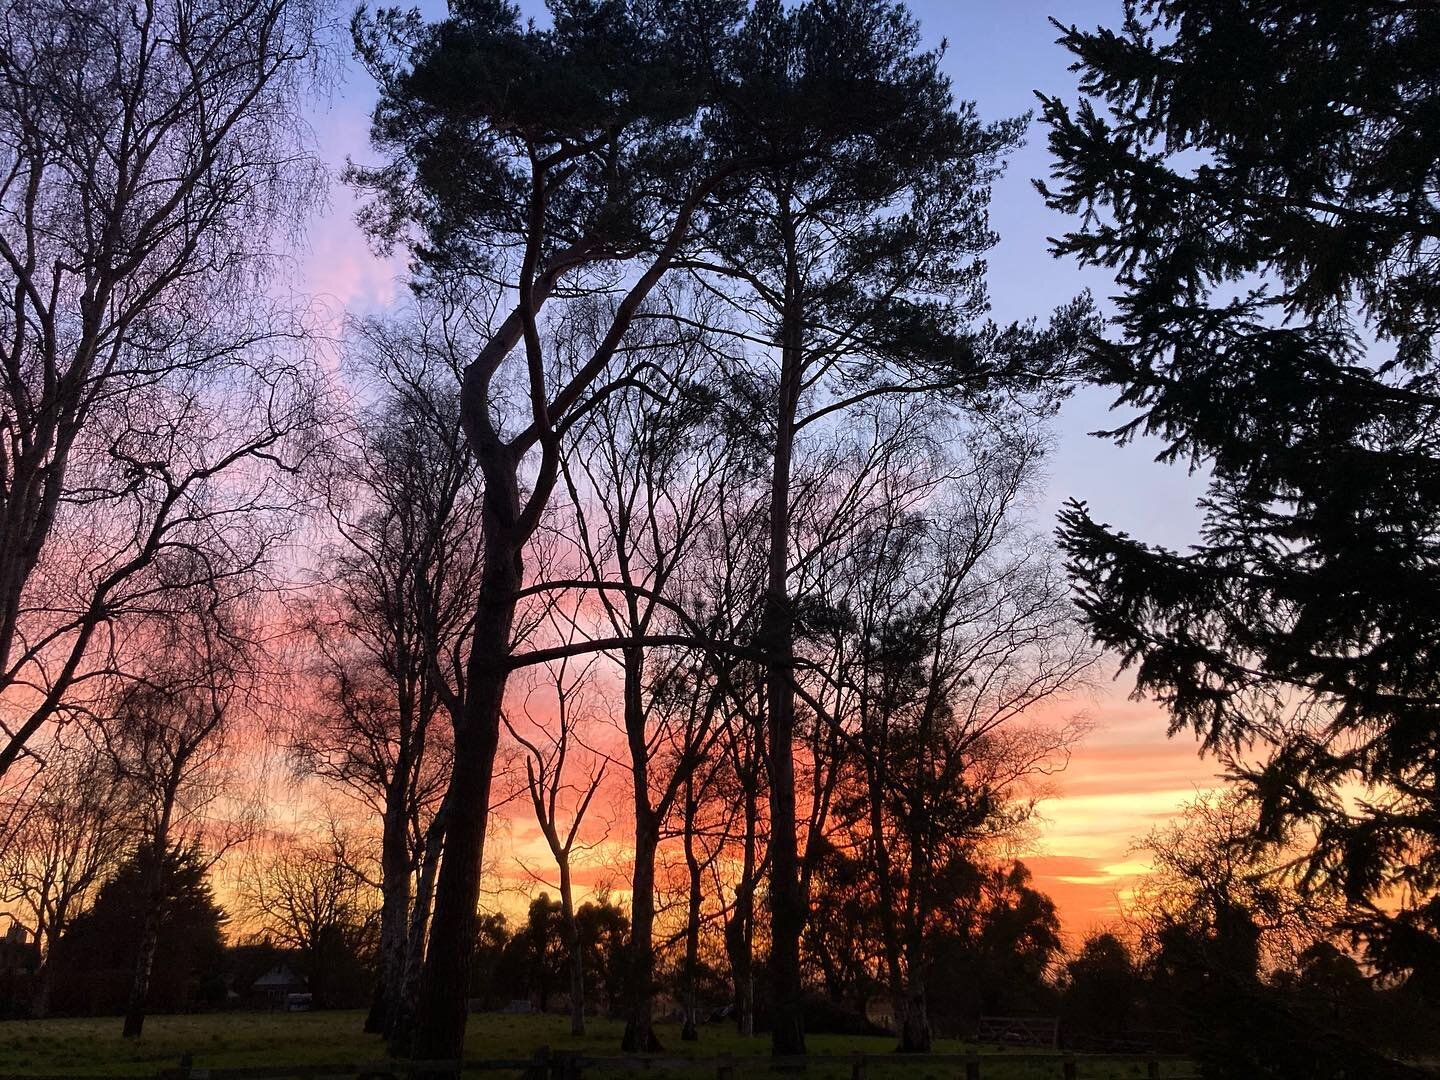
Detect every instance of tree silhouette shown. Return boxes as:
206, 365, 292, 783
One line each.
1040, 0, 1440, 1001
0, 0, 328, 779
691, 0, 1092, 1050
52, 844, 225, 1018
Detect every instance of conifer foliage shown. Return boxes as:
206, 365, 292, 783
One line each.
1039, 0, 1440, 990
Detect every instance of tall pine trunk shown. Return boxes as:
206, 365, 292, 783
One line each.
764, 210, 806, 1057
410, 465, 522, 1065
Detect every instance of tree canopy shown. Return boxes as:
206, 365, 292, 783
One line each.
1040, 0, 1440, 994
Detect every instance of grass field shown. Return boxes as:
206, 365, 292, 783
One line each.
0, 1011, 1191, 1080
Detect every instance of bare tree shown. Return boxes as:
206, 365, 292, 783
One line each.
243, 827, 379, 1009
0, 0, 331, 778
667, 713, 733, 1042
719, 710, 765, 1037
101, 598, 257, 1038
688, 476, 770, 1039
550, 322, 744, 1051
0, 738, 134, 1015
811, 417, 1092, 1050
296, 310, 481, 1038
1130, 790, 1334, 980
503, 644, 608, 1036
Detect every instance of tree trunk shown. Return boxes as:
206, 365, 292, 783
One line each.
568, 930, 586, 1036
410, 686, 503, 1061
681, 779, 702, 1042
369, 790, 413, 1034
409, 486, 521, 1064
764, 215, 806, 1057
620, 640, 663, 1052
865, 753, 910, 1052
29, 962, 53, 1020
391, 808, 445, 1054
680, 868, 702, 1039
764, 652, 805, 1057
896, 966, 931, 1053
621, 814, 662, 1051
724, 772, 758, 1037
559, 860, 585, 1036
122, 848, 165, 1039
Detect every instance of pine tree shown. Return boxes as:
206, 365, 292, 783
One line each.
52, 845, 226, 1016
697, 0, 1092, 1051
1038, 0, 1440, 995
350, 1, 751, 1058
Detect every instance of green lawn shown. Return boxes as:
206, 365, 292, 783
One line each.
0, 1011, 1190, 1080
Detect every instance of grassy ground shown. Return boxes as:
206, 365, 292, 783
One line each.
0, 1011, 1191, 1080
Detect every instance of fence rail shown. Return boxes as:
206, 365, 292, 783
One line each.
104, 1045, 1198, 1080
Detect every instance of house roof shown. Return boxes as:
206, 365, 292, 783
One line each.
252, 966, 305, 990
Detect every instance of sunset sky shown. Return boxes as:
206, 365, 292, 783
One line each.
295, 0, 1228, 938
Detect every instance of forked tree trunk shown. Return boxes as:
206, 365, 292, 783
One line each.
369, 787, 413, 1034
410, 479, 522, 1065
409, 670, 505, 1063
390, 807, 445, 1054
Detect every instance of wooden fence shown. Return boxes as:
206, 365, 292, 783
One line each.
974, 1018, 1059, 1049
70, 1045, 1199, 1080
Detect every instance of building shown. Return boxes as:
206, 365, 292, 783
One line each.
250, 964, 306, 1008
0, 920, 39, 977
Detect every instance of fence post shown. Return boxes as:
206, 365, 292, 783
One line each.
1061, 1056, 1077, 1080
1146, 1061, 1160, 1080
963, 1052, 980, 1080
718, 1053, 737, 1080
179, 1053, 193, 1080
851, 1052, 866, 1080
549, 1049, 582, 1080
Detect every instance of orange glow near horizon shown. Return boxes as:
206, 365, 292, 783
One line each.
1032, 700, 1220, 936
470, 665, 1225, 944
